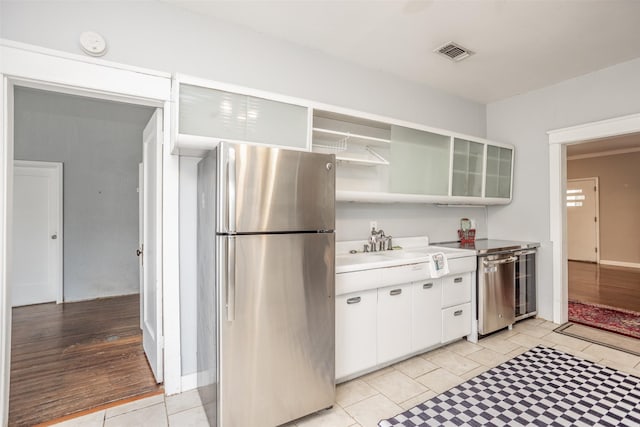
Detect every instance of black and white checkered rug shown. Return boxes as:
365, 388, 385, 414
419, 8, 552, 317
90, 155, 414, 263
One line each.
379, 346, 640, 426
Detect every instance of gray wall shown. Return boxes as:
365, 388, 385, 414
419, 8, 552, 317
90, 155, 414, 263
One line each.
1, 1, 485, 136
2, 1, 489, 377
14, 87, 154, 302
486, 56, 640, 320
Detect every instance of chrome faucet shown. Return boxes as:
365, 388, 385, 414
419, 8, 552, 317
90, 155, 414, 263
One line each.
370, 228, 392, 251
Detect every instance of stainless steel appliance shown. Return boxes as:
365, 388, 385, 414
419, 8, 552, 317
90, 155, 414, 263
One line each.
515, 249, 537, 320
197, 142, 336, 427
478, 252, 517, 335
435, 240, 539, 336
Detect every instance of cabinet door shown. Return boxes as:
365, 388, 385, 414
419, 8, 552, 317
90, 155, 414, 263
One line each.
377, 284, 412, 364
178, 83, 309, 149
452, 138, 484, 197
485, 145, 513, 198
411, 280, 442, 352
245, 96, 308, 149
390, 126, 451, 196
179, 84, 247, 140
336, 290, 377, 380
442, 303, 472, 343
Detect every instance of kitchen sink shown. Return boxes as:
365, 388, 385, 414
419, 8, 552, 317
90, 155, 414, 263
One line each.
380, 251, 429, 260
336, 253, 389, 265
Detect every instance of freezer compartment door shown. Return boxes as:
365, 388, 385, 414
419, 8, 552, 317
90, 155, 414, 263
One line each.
216, 142, 335, 233
218, 233, 335, 427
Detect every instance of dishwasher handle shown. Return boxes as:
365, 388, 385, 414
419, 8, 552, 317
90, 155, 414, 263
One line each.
483, 256, 517, 267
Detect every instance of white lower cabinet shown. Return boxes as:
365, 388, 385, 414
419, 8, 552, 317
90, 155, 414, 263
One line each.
335, 289, 378, 379
335, 260, 475, 381
442, 303, 472, 343
377, 284, 412, 364
411, 280, 442, 352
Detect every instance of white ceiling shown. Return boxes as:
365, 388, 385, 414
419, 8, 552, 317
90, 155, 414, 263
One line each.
165, 0, 640, 104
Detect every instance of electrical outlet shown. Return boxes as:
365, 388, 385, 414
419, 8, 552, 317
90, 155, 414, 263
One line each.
370, 221, 377, 232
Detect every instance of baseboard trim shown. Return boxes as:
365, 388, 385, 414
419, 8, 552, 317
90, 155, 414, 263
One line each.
600, 260, 640, 269
181, 373, 198, 392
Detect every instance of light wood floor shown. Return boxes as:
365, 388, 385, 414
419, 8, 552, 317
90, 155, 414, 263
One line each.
568, 260, 640, 312
9, 294, 162, 426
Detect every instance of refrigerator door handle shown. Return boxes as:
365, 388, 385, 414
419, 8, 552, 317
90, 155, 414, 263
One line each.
227, 146, 237, 233
227, 236, 236, 321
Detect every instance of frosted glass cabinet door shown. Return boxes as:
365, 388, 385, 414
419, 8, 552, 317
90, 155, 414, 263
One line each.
390, 126, 450, 195
245, 96, 308, 149
485, 145, 513, 198
179, 84, 247, 140
179, 83, 309, 149
452, 138, 484, 197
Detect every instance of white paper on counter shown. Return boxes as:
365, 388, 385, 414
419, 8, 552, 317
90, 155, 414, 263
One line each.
428, 252, 450, 278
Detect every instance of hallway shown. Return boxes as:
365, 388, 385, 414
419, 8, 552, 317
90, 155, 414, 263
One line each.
568, 261, 640, 312
9, 295, 161, 426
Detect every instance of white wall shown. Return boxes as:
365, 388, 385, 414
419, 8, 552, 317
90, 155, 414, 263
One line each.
14, 87, 153, 301
337, 203, 487, 243
0, 1, 485, 136
2, 1, 489, 378
487, 57, 640, 320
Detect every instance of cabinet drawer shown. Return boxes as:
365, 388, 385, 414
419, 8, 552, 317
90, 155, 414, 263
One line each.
335, 289, 378, 380
381, 262, 428, 286
377, 284, 412, 364
336, 269, 383, 296
441, 272, 472, 308
442, 303, 472, 343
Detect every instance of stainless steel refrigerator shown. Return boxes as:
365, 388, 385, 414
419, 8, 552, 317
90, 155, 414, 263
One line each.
197, 142, 336, 427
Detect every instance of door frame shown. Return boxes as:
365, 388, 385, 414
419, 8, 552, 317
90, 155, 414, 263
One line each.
13, 160, 64, 304
566, 176, 600, 264
548, 112, 640, 325
0, 40, 182, 424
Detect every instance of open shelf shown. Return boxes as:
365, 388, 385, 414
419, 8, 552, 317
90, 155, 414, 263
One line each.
312, 127, 391, 146
313, 144, 389, 166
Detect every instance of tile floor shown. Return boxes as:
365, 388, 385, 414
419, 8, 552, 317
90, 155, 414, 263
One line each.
51, 318, 640, 427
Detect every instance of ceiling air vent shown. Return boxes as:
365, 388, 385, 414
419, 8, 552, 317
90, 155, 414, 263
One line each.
434, 42, 474, 62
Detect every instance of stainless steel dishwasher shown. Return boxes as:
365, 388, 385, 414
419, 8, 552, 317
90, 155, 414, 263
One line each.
478, 252, 517, 335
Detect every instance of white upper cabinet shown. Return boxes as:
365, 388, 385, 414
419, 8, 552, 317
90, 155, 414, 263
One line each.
173, 76, 310, 155
390, 126, 450, 196
451, 138, 485, 197
311, 108, 515, 205
485, 145, 513, 199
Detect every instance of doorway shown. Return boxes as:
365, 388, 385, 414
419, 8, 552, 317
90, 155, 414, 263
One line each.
549, 114, 640, 325
1, 45, 181, 427
8, 87, 162, 425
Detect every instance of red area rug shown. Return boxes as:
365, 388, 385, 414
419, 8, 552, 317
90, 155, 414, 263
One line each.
568, 300, 640, 339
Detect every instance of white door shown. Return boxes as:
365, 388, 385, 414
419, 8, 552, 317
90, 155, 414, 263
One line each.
138, 162, 144, 330
142, 109, 163, 383
12, 161, 63, 306
567, 177, 599, 262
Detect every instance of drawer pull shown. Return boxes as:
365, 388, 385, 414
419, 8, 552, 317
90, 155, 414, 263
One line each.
423, 283, 434, 289
454, 277, 463, 283
454, 309, 463, 316
346, 297, 361, 304
390, 289, 402, 296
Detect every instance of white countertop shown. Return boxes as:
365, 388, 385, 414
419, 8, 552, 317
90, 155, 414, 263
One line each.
336, 236, 477, 274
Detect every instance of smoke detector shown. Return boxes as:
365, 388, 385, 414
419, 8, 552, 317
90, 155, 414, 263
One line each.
79, 31, 107, 57
434, 41, 474, 62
